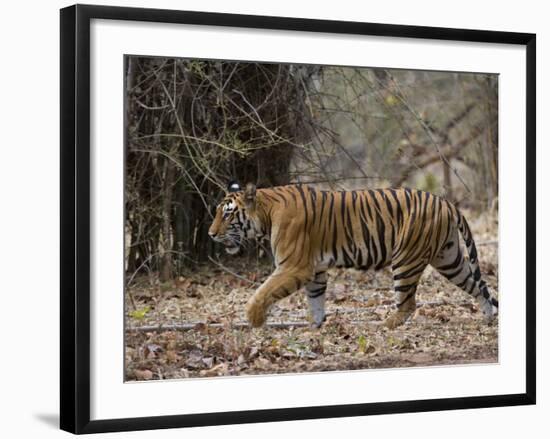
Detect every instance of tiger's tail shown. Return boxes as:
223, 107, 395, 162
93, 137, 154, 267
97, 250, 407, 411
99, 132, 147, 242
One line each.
456, 209, 499, 316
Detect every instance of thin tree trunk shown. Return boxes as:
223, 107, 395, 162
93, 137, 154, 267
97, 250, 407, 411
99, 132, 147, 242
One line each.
443, 160, 453, 201
126, 222, 138, 274
160, 158, 175, 282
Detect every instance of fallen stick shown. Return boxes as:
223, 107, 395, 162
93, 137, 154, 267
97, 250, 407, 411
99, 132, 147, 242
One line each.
477, 240, 498, 246
125, 316, 493, 333
126, 320, 390, 332
127, 321, 313, 332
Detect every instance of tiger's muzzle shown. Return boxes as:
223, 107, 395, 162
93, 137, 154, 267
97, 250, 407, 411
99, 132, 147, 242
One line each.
208, 230, 242, 255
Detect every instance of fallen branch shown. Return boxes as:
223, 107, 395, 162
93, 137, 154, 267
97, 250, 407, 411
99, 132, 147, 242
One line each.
126, 316, 494, 333
477, 240, 498, 246
126, 320, 382, 332
126, 301, 493, 333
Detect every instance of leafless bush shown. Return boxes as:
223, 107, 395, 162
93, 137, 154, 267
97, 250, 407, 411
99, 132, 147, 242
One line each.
125, 57, 498, 281
125, 58, 320, 279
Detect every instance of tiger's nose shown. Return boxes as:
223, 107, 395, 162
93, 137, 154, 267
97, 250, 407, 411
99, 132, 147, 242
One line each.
208, 231, 216, 238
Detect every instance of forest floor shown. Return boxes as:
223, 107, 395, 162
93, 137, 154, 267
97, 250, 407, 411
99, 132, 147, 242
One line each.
125, 210, 498, 381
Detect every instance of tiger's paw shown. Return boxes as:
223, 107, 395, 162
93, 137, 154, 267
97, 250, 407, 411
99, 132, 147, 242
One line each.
479, 297, 498, 325
246, 297, 267, 328
382, 312, 409, 329
309, 314, 326, 329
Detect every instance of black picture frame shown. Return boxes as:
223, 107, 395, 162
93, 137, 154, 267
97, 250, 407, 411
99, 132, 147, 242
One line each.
60, 4, 536, 434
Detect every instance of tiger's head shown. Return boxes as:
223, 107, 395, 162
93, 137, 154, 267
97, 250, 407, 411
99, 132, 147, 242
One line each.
208, 182, 260, 255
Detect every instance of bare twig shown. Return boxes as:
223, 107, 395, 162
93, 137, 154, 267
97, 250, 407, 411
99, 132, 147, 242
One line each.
389, 75, 472, 195
477, 240, 498, 246
208, 256, 261, 286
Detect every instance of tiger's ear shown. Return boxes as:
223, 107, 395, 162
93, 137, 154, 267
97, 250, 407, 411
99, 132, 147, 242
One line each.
244, 183, 256, 209
227, 181, 241, 193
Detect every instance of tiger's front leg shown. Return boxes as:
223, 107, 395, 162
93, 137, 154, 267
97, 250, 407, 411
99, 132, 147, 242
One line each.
246, 267, 312, 327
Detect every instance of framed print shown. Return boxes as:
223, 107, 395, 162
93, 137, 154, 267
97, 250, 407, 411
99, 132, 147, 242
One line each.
60, 4, 536, 434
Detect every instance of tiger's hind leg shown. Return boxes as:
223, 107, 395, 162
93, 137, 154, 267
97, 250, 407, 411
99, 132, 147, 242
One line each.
305, 270, 328, 328
432, 232, 498, 322
383, 261, 427, 329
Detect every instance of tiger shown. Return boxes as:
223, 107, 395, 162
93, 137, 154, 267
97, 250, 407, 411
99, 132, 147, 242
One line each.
208, 182, 498, 329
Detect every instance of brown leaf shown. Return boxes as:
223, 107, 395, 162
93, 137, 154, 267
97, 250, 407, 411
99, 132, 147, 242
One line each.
332, 284, 348, 303
175, 276, 192, 290
248, 346, 259, 360
365, 345, 376, 355
405, 353, 433, 364
134, 369, 153, 380
193, 322, 207, 332
185, 349, 204, 369
255, 357, 271, 369
144, 343, 162, 359
200, 362, 228, 377
202, 356, 214, 368
166, 350, 180, 363
364, 294, 381, 307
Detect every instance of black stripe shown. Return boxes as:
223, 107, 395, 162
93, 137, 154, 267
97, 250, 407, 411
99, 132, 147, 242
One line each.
307, 288, 326, 298
296, 184, 308, 230
437, 250, 463, 271
345, 200, 354, 246
469, 245, 478, 264
371, 193, 387, 268
442, 265, 465, 280
404, 188, 411, 212
389, 189, 403, 227
319, 191, 327, 224
320, 223, 328, 254
395, 283, 417, 293
309, 186, 317, 228
261, 192, 278, 203
340, 191, 347, 229
392, 190, 420, 260
357, 247, 364, 267
359, 205, 373, 269
396, 292, 415, 307
383, 190, 394, 217
328, 192, 335, 228
457, 275, 471, 289
473, 267, 481, 281
278, 254, 292, 266
287, 187, 297, 205
351, 190, 358, 212
393, 262, 427, 281
342, 247, 354, 267
332, 220, 339, 263
363, 192, 378, 266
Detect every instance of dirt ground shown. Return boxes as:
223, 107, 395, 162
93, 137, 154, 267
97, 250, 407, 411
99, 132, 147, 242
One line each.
125, 210, 498, 381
